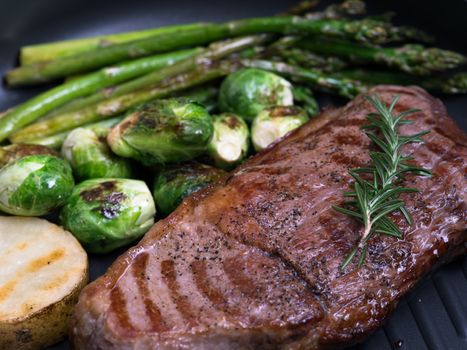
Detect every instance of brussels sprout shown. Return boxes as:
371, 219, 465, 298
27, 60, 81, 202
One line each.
62, 127, 132, 180
153, 162, 225, 216
218, 68, 293, 121
107, 98, 213, 165
0, 154, 74, 216
252, 106, 309, 152
207, 113, 250, 170
60, 178, 155, 253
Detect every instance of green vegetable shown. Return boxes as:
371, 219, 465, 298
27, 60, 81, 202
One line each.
10, 63, 231, 143
0, 154, 74, 216
8, 34, 256, 144
219, 68, 294, 121
241, 59, 366, 98
0, 49, 199, 144
251, 106, 309, 151
61, 128, 132, 180
153, 162, 225, 216
292, 86, 320, 117
335, 70, 467, 95
298, 39, 467, 75
108, 98, 213, 165
60, 178, 155, 253
22, 87, 219, 150
20, 23, 204, 65
207, 114, 250, 170
7, 17, 413, 85
18, 35, 264, 130
19, 0, 364, 64
23, 116, 124, 150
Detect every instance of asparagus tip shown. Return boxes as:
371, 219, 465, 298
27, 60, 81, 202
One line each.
390, 25, 434, 43
443, 73, 467, 94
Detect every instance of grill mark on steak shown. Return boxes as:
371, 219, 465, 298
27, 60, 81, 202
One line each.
191, 260, 228, 308
160, 259, 198, 327
132, 253, 168, 332
223, 256, 263, 300
109, 286, 137, 335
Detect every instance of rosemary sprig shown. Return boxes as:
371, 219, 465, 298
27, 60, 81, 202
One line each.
334, 94, 431, 270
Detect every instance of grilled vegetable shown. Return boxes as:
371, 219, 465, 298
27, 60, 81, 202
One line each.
0, 151, 74, 216
7, 16, 417, 85
252, 106, 309, 151
241, 59, 366, 98
107, 98, 213, 165
219, 68, 294, 121
60, 178, 155, 253
0, 216, 88, 350
61, 127, 132, 180
298, 39, 467, 75
153, 162, 225, 216
9, 63, 230, 143
207, 114, 250, 170
7, 35, 262, 145
0, 49, 199, 148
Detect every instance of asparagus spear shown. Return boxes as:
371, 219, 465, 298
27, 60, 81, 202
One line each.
41, 35, 269, 117
7, 17, 422, 86
17, 1, 323, 65
2, 36, 261, 144
0, 49, 199, 143
298, 39, 467, 75
240, 59, 366, 98
276, 48, 347, 72
10, 62, 235, 143
24, 116, 125, 149
337, 70, 467, 94
20, 0, 364, 65
20, 23, 204, 65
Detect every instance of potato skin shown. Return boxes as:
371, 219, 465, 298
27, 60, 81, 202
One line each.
0, 267, 88, 350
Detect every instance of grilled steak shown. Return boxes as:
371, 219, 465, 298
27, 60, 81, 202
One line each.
70, 86, 467, 349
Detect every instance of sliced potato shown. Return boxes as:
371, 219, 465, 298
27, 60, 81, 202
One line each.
0, 216, 88, 350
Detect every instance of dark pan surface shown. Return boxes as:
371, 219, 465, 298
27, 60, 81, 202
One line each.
0, 1, 465, 349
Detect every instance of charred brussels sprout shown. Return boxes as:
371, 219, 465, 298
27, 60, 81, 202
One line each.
153, 162, 225, 216
60, 178, 155, 253
62, 127, 132, 180
207, 114, 250, 170
0, 152, 74, 216
218, 68, 293, 121
107, 98, 213, 165
252, 106, 309, 151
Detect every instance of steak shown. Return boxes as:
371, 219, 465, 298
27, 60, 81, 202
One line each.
70, 86, 467, 349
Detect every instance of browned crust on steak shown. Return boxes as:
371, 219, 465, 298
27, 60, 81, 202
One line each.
70, 86, 467, 350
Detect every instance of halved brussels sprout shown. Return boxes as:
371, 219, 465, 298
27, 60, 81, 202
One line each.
218, 68, 293, 121
251, 106, 309, 152
62, 127, 132, 180
207, 113, 250, 170
153, 162, 225, 216
0, 154, 74, 216
60, 178, 155, 254
107, 98, 213, 166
